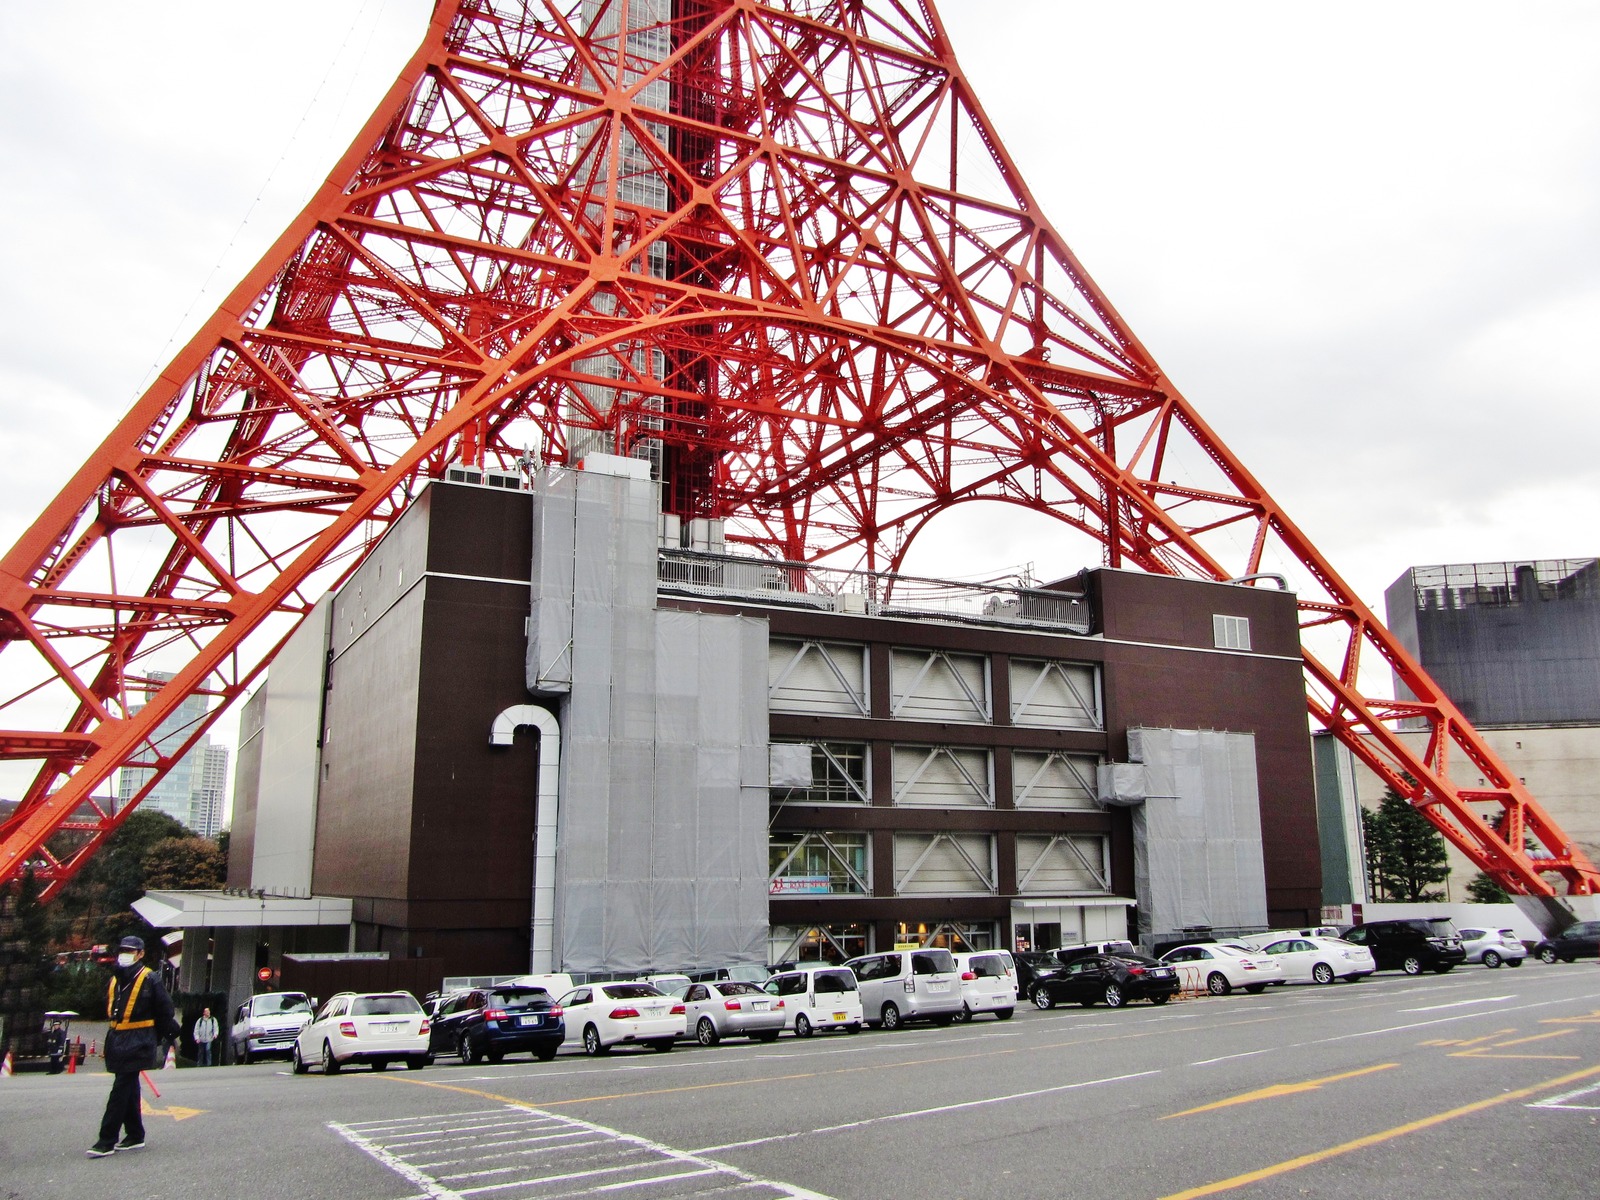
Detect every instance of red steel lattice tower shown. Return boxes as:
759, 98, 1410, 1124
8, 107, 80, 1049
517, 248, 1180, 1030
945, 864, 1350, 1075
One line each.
2, 0, 1596, 900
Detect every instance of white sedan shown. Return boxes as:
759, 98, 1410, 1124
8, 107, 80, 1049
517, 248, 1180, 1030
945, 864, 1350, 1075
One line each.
557, 982, 685, 1055
293, 991, 431, 1074
1159, 944, 1284, 995
1258, 936, 1375, 984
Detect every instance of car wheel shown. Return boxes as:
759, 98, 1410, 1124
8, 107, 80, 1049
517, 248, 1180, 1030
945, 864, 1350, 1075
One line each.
406, 1056, 427, 1070
1507, 958, 1524, 968
372, 1059, 389, 1071
1031, 986, 1055, 1011
458, 1034, 482, 1066
1150, 994, 1170, 1006
649, 1039, 673, 1053
880, 1003, 902, 1031
697, 1017, 720, 1046
995, 1008, 1014, 1020
1243, 985, 1266, 994
292, 1045, 309, 1075
1103, 984, 1126, 1008
1434, 964, 1454, 974
1402, 955, 1424, 976
845, 1023, 862, 1034
1207, 972, 1231, 996
1483, 950, 1502, 968
582, 1025, 609, 1056
952, 1004, 972, 1023
536, 1045, 559, 1061
322, 1041, 340, 1075
1538, 947, 1558, 963
1312, 963, 1336, 985
795, 1013, 814, 1038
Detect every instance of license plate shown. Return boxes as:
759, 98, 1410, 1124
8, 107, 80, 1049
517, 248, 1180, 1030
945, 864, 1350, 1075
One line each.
518, 1015, 542, 1027
1152, 969, 1172, 978
832, 1012, 847, 1021
928, 981, 949, 992
643, 1006, 663, 1017
372, 1021, 403, 1031
751, 1000, 769, 1011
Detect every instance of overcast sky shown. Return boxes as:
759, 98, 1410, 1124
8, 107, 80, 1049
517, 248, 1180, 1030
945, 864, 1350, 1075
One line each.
2, 1, 1598, 762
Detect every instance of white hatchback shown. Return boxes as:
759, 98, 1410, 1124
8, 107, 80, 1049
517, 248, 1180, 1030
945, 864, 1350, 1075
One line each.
764, 965, 864, 1036
1257, 936, 1376, 984
557, 982, 685, 1055
293, 991, 431, 1074
1159, 943, 1284, 995
952, 951, 1017, 1020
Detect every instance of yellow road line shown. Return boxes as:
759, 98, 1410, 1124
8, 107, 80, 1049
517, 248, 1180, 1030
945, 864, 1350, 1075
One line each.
1157, 1063, 1600, 1200
1486, 1030, 1576, 1049
1162, 1064, 1396, 1119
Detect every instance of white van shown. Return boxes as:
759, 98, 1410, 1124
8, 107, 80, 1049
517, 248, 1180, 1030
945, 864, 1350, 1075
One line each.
763, 965, 864, 1036
953, 951, 1016, 1021
844, 948, 964, 1030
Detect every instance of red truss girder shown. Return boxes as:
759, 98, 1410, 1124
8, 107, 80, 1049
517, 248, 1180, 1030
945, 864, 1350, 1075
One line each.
2, 0, 1595, 900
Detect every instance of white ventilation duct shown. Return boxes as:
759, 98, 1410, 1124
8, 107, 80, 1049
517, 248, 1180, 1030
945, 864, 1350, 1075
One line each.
490, 704, 561, 973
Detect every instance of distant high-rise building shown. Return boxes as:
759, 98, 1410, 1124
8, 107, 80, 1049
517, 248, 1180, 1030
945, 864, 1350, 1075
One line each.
117, 671, 230, 838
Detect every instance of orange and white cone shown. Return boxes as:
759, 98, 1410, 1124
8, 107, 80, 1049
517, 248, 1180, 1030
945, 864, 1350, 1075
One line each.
162, 1043, 178, 1070
1, 1050, 13, 1076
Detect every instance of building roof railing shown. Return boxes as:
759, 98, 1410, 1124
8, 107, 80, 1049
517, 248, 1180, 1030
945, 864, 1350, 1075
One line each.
1406, 558, 1600, 610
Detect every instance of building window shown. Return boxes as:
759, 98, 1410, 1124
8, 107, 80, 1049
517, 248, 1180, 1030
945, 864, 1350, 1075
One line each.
890, 648, 990, 723
771, 741, 869, 805
1012, 751, 1099, 809
768, 923, 868, 966
890, 921, 997, 952
769, 831, 870, 895
1015, 834, 1111, 893
1010, 659, 1101, 729
769, 639, 869, 716
892, 745, 993, 807
1213, 614, 1251, 650
893, 833, 995, 894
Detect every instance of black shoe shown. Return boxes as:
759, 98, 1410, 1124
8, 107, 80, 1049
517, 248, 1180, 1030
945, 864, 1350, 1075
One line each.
86, 1143, 116, 1158
115, 1137, 145, 1152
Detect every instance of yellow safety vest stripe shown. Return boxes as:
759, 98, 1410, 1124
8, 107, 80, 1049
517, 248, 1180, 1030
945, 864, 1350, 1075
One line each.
107, 967, 155, 1031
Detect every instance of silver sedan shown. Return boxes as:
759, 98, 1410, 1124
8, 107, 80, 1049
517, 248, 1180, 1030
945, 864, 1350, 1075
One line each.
679, 981, 786, 1045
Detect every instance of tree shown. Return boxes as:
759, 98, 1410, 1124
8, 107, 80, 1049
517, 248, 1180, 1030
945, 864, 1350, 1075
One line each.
50, 809, 192, 950
1466, 872, 1511, 904
143, 837, 224, 891
1362, 787, 1450, 902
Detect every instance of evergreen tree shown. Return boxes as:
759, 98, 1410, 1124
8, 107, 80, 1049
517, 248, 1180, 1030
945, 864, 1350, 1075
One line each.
1465, 872, 1511, 904
1361, 787, 1450, 902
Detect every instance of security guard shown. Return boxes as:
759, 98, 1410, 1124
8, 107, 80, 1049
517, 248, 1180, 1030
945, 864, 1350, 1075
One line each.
88, 936, 180, 1158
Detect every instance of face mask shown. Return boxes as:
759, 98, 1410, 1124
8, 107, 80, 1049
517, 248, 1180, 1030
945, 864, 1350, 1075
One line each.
117, 953, 136, 968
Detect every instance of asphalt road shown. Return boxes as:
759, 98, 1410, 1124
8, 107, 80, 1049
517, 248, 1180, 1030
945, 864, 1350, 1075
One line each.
4, 962, 1599, 1200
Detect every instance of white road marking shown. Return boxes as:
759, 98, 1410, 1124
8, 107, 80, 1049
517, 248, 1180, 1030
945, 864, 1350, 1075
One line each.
330, 1122, 465, 1200
1400, 995, 1515, 1013
1529, 1080, 1600, 1111
1191, 1048, 1273, 1066
690, 1069, 1162, 1153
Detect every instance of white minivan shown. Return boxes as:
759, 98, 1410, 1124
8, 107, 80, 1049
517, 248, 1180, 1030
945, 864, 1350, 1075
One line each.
952, 951, 1016, 1021
845, 948, 964, 1030
763, 965, 863, 1036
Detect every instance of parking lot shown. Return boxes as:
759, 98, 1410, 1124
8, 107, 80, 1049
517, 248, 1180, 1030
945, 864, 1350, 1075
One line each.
4, 962, 1599, 1200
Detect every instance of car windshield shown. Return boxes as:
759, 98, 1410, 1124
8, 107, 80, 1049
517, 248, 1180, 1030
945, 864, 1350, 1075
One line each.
718, 982, 765, 996
261, 994, 313, 1015
601, 984, 663, 1000
351, 995, 422, 1017
488, 988, 550, 1010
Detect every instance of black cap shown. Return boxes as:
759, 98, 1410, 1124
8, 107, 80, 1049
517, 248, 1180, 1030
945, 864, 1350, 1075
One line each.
118, 936, 145, 952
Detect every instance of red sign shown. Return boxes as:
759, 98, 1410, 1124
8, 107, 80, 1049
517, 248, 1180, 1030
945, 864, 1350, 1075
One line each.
256, 967, 272, 982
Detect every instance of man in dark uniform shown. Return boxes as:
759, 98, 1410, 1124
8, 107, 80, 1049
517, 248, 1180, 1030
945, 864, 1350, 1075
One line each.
88, 935, 180, 1158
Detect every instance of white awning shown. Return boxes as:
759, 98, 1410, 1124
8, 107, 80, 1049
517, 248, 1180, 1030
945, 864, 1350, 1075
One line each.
132, 889, 352, 929
1013, 896, 1136, 909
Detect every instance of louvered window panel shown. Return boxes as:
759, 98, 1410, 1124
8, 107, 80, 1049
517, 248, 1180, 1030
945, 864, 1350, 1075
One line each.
893, 833, 995, 894
1012, 751, 1099, 810
890, 648, 990, 722
892, 746, 993, 807
1009, 659, 1100, 729
1015, 834, 1111, 893
769, 639, 868, 715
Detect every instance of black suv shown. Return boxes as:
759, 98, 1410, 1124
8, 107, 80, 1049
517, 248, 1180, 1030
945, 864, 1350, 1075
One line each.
428, 985, 565, 1064
1533, 920, 1600, 963
1340, 918, 1465, 975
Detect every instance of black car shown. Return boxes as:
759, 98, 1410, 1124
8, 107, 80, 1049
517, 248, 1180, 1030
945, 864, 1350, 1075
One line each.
428, 985, 565, 1063
1339, 918, 1465, 975
1533, 920, 1600, 963
1028, 954, 1179, 1009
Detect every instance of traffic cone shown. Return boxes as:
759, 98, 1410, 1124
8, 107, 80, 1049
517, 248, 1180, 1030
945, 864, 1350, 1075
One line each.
89, 1038, 97, 1056
162, 1043, 177, 1070
67, 1050, 77, 1074
1, 1050, 13, 1076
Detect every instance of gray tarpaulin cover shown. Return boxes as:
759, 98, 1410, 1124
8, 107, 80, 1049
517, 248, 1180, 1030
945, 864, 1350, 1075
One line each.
529, 467, 770, 976
1123, 728, 1268, 942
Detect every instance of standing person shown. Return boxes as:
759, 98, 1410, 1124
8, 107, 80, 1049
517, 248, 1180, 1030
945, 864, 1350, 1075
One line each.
44, 1021, 67, 1074
192, 1007, 218, 1066
88, 936, 180, 1158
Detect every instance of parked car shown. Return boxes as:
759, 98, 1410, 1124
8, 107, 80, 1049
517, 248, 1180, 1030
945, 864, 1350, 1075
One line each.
428, 985, 564, 1063
845, 949, 964, 1029
1458, 927, 1526, 968
1030, 953, 1179, 1009
293, 991, 430, 1074
764, 965, 863, 1036
231, 991, 316, 1064
952, 951, 1016, 1020
1534, 920, 1600, 963
1339, 918, 1465, 975
680, 980, 785, 1044
685, 964, 771, 985
1013, 950, 1063, 995
1234, 927, 1342, 948
1055, 939, 1137, 965
1257, 936, 1375, 984
557, 982, 684, 1055
1159, 943, 1284, 994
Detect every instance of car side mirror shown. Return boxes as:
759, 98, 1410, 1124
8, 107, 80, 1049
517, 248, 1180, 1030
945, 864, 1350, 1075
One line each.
310, 997, 319, 1009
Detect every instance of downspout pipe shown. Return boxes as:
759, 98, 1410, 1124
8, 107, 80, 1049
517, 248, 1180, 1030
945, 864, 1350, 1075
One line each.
490, 704, 560, 973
